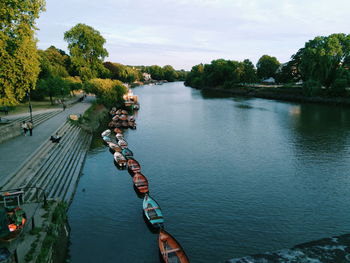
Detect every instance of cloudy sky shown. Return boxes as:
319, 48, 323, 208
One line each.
36, 0, 350, 70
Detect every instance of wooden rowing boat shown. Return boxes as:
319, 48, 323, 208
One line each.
107, 142, 121, 153
143, 195, 164, 228
159, 229, 190, 263
133, 173, 149, 194
121, 148, 133, 159
117, 139, 128, 149
127, 159, 141, 173
113, 152, 127, 167
114, 128, 123, 134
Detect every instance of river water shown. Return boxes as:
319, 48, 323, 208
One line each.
68, 82, 350, 263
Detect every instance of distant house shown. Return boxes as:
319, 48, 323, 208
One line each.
143, 73, 151, 81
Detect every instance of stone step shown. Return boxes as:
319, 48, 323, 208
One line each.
52, 132, 91, 201
63, 134, 92, 202
24, 124, 83, 201
40, 128, 86, 199
0, 122, 72, 189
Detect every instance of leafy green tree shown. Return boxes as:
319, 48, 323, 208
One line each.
162, 65, 178, 82
64, 24, 108, 81
84, 78, 127, 107
146, 65, 164, 80
256, 55, 280, 80
203, 59, 241, 87
34, 76, 70, 103
185, 64, 204, 88
0, 0, 45, 106
292, 34, 350, 89
241, 59, 257, 83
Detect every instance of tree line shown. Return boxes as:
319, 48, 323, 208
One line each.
185, 33, 350, 97
0, 2, 186, 107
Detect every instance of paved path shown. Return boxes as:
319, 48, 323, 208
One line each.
0, 97, 94, 183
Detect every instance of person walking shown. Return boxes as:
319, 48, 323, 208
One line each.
21, 121, 28, 136
27, 121, 33, 136
62, 103, 66, 111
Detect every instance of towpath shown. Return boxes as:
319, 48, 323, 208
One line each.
0, 97, 94, 184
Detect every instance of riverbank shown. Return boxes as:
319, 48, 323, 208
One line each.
200, 85, 350, 105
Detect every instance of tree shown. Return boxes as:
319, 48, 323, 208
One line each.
241, 59, 258, 83
84, 79, 127, 107
146, 65, 163, 80
0, 0, 46, 106
64, 24, 108, 81
184, 64, 204, 88
256, 55, 280, 80
291, 34, 350, 89
162, 65, 178, 82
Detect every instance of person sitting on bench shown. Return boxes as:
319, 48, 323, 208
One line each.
50, 133, 62, 143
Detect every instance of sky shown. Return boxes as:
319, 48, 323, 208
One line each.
36, 0, 350, 70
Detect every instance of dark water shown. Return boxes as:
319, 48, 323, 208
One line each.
68, 82, 350, 263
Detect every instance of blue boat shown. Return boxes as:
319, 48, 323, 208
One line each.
122, 148, 133, 159
143, 195, 164, 228
102, 136, 112, 143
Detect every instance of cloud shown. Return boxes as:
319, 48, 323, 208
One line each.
36, 0, 350, 69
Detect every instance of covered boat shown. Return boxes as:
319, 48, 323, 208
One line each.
0, 207, 27, 242
117, 139, 128, 149
107, 142, 121, 153
101, 129, 111, 137
133, 173, 149, 194
143, 195, 164, 228
122, 148, 133, 159
159, 229, 190, 263
127, 159, 141, 173
113, 152, 127, 167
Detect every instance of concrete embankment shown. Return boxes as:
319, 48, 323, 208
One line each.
225, 233, 350, 262
0, 101, 108, 263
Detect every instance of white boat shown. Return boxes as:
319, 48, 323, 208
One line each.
113, 152, 126, 167
117, 139, 128, 149
101, 129, 111, 137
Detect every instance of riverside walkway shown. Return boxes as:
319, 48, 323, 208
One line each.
0, 97, 93, 185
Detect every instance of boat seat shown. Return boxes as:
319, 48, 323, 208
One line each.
145, 207, 159, 211
165, 248, 180, 253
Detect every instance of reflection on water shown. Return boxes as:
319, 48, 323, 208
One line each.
69, 82, 350, 263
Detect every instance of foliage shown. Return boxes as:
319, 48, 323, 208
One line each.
32, 47, 72, 102
0, 0, 46, 106
185, 59, 257, 88
256, 55, 280, 80
292, 34, 350, 90
146, 65, 164, 80
103, 62, 142, 83
64, 24, 108, 81
241, 59, 258, 83
162, 65, 178, 82
84, 78, 127, 107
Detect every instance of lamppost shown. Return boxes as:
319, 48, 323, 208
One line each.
27, 92, 33, 122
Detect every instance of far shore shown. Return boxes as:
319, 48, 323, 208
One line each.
199, 85, 350, 106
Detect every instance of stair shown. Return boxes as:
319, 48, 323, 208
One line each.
1, 121, 92, 203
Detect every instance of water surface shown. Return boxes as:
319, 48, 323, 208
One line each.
69, 82, 350, 262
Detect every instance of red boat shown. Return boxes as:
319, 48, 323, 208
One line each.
127, 159, 141, 173
159, 229, 190, 263
133, 173, 149, 193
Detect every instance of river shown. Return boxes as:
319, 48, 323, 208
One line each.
68, 82, 350, 263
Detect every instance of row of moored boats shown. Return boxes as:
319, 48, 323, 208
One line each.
101, 103, 190, 263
